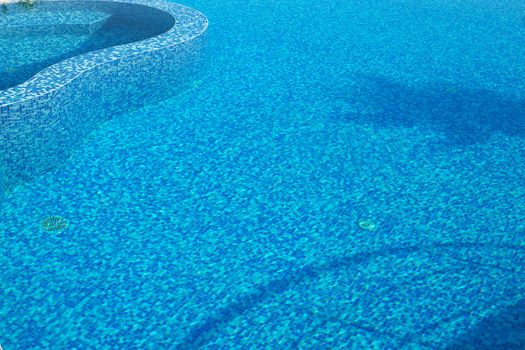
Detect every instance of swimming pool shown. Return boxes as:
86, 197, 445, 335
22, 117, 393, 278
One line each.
0, 0, 524, 348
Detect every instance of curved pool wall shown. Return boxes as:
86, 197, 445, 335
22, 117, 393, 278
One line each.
0, 1, 177, 90
0, 0, 208, 200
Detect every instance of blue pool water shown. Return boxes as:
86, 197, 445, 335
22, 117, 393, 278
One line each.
0, 1, 174, 90
1, 0, 525, 348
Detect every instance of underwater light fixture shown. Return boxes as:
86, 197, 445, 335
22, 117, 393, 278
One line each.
358, 219, 377, 232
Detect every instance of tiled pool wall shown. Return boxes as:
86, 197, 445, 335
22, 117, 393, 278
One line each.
0, 0, 208, 200
0, 1, 113, 36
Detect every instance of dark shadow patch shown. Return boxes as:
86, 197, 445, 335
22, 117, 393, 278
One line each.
446, 299, 525, 349
327, 74, 525, 146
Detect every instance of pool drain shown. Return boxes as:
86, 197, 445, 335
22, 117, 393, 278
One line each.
41, 216, 68, 232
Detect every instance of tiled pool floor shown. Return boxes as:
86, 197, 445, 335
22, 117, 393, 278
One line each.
1, 0, 525, 348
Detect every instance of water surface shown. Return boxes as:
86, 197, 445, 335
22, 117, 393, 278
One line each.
0, 0, 524, 348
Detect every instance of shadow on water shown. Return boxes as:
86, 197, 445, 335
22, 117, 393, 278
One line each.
176, 241, 525, 349
328, 74, 525, 146
446, 299, 525, 350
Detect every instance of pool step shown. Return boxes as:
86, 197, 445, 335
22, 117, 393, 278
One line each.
0, 9, 111, 36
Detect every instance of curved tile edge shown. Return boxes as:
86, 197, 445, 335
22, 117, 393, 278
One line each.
0, 0, 208, 199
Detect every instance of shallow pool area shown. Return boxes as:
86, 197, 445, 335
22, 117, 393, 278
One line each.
0, 0, 524, 348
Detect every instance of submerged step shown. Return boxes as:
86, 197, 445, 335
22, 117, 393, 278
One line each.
0, 9, 111, 36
